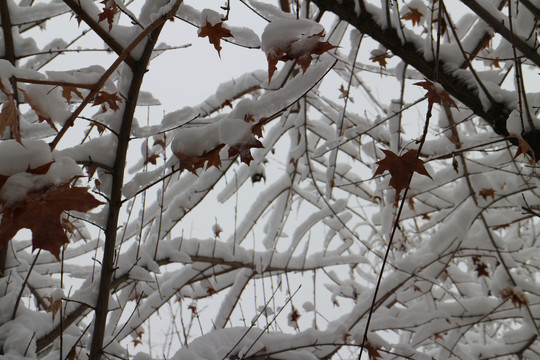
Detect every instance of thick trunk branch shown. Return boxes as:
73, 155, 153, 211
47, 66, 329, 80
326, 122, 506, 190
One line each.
310, 0, 540, 159
63, 0, 136, 69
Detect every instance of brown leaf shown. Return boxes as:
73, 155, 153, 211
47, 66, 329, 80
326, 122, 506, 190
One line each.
414, 79, 457, 109
501, 288, 529, 310
371, 53, 391, 68
21, 89, 57, 131
97, 1, 118, 31
288, 308, 301, 322
0, 181, 103, 260
478, 188, 495, 201
44, 296, 62, 321
365, 342, 382, 359
401, 7, 424, 26
27, 161, 54, 175
228, 138, 264, 165
266, 30, 337, 83
174, 144, 225, 174
61, 86, 84, 104
93, 91, 122, 112
507, 133, 535, 164
198, 21, 234, 57
472, 256, 489, 277
373, 149, 432, 199
153, 139, 166, 149
144, 153, 160, 166
0, 82, 21, 144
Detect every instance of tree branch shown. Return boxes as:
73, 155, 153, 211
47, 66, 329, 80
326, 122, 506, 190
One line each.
62, 0, 136, 69
310, 0, 540, 159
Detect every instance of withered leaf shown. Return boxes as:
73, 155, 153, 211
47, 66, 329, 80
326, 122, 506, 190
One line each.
371, 53, 391, 68
267, 30, 337, 83
507, 133, 535, 164
144, 153, 160, 166
21, 89, 57, 131
401, 7, 424, 26
44, 296, 62, 321
479, 188, 495, 201
198, 21, 234, 57
0, 82, 21, 144
0, 182, 103, 260
228, 138, 264, 165
174, 144, 225, 174
365, 342, 382, 359
414, 79, 457, 109
61, 86, 84, 104
97, 1, 118, 31
373, 149, 432, 198
93, 91, 122, 112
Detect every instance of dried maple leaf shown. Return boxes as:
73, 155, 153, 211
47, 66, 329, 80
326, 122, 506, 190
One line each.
0, 81, 21, 144
288, 308, 301, 322
373, 149, 432, 198
93, 91, 122, 112
144, 153, 159, 166
61, 86, 84, 104
266, 30, 337, 83
174, 144, 225, 174
198, 21, 234, 57
44, 296, 62, 321
414, 79, 457, 109
371, 53, 391, 68
97, 0, 118, 31
507, 133, 535, 164
365, 342, 382, 359
479, 188, 495, 201
0, 182, 103, 260
472, 256, 489, 277
21, 89, 57, 131
501, 288, 529, 310
228, 138, 264, 165
489, 57, 501, 69
401, 7, 424, 26
153, 139, 166, 149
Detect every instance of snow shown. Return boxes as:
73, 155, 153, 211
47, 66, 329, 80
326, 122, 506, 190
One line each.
261, 18, 325, 60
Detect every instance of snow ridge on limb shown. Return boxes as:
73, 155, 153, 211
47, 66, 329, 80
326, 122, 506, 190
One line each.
310, 0, 539, 160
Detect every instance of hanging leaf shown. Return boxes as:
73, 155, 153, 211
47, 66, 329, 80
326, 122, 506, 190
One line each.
198, 20, 234, 57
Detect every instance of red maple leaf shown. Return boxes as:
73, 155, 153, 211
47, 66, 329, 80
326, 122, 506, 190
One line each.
373, 149, 432, 199
198, 21, 234, 57
0, 182, 103, 260
266, 30, 337, 83
414, 79, 457, 109
93, 91, 122, 112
